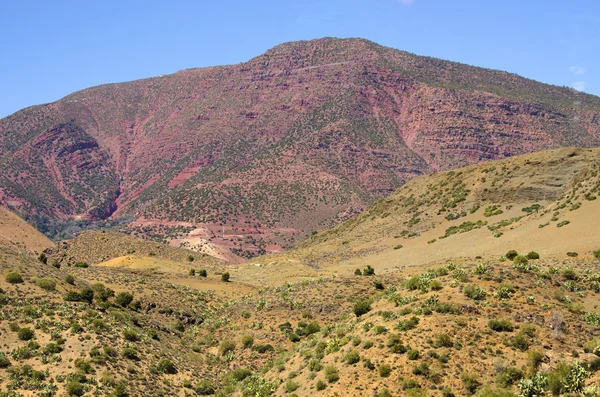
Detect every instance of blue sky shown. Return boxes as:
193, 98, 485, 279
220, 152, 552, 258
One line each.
0, 0, 598, 118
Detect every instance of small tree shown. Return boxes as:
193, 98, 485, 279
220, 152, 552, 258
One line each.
115, 292, 134, 307
353, 300, 371, 317
221, 272, 230, 282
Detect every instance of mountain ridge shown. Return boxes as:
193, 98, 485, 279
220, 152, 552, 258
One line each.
1, 37, 599, 259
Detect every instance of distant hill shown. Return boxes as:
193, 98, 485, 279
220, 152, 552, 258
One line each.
0, 206, 52, 254
1, 38, 599, 259
256, 147, 600, 274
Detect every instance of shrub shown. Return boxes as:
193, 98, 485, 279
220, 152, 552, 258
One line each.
5, 271, 23, 284
64, 291, 82, 302
464, 285, 487, 300
378, 364, 392, 377
354, 268, 362, 276
121, 347, 138, 360
436, 334, 453, 348
74, 262, 89, 268
66, 381, 85, 396
412, 363, 430, 377
241, 335, 254, 349
221, 272, 230, 282
407, 349, 420, 360
38, 253, 48, 264
505, 250, 518, 260
373, 280, 384, 290
253, 344, 274, 353
114, 292, 134, 307
188, 269, 196, 276
567, 252, 579, 257
199, 269, 207, 277
316, 380, 326, 390
461, 372, 481, 395
496, 284, 515, 300
156, 358, 176, 374
36, 278, 56, 291
74, 358, 93, 374
325, 365, 339, 383
343, 350, 360, 364
194, 380, 215, 395
396, 316, 420, 331
0, 352, 11, 368
489, 319, 514, 332
497, 366, 524, 387
353, 300, 371, 317
219, 340, 236, 355
17, 327, 34, 341
594, 249, 600, 260
65, 275, 75, 285
363, 265, 375, 276
284, 380, 300, 393
513, 256, 529, 266
123, 329, 139, 342
187, 255, 194, 262
526, 251, 540, 260
80, 287, 94, 304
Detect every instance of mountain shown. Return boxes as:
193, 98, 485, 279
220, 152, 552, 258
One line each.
1, 37, 600, 259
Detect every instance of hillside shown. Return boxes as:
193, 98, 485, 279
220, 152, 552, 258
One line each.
1, 149, 600, 396
0, 206, 52, 254
248, 147, 600, 277
1, 38, 600, 259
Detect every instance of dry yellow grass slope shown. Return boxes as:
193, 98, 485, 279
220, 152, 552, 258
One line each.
0, 206, 52, 255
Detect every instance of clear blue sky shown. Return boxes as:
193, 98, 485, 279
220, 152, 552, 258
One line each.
1, 0, 599, 118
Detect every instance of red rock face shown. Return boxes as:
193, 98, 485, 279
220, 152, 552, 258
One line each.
0, 38, 599, 254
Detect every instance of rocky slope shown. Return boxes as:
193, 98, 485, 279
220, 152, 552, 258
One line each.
1, 38, 600, 258
0, 206, 52, 255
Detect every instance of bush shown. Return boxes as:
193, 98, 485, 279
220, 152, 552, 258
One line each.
464, 285, 487, 300
65, 275, 75, 285
38, 253, 48, 264
80, 287, 94, 304
354, 268, 362, 276
461, 372, 481, 395
407, 349, 420, 360
363, 265, 375, 276
284, 380, 300, 393
325, 365, 339, 383
378, 364, 392, 377
195, 380, 215, 395
594, 249, 600, 260
64, 291, 82, 302
526, 251, 540, 260
114, 292, 134, 307
436, 334, 453, 348
121, 347, 138, 360
353, 300, 371, 317
513, 256, 529, 265
5, 271, 23, 284
343, 350, 360, 364
156, 358, 176, 374
17, 327, 34, 341
187, 255, 194, 262
220, 340, 236, 355
0, 352, 11, 368
36, 278, 56, 291
316, 380, 327, 390
123, 329, 139, 342
567, 252, 579, 257
74, 262, 89, 268
241, 335, 254, 349
497, 366, 524, 387
489, 319, 514, 332
505, 250, 518, 260
188, 269, 195, 276
221, 272, 230, 282
66, 381, 85, 396
199, 269, 207, 277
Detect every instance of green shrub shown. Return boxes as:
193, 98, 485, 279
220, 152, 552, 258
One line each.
464, 285, 487, 300
156, 358, 176, 374
64, 291, 82, 302
36, 278, 56, 291
0, 352, 11, 368
219, 339, 236, 355
407, 349, 420, 360
17, 327, 34, 341
80, 287, 94, 304
74, 262, 89, 268
594, 249, 600, 260
396, 316, 420, 331
65, 275, 75, 285
497, 366, 524, 387
354, 268, 362, 276
505, 250, 518, 260
436, 334, 453, 348
526, 251, 540, 260
461, 372, 481, 395
378, 363, 392, 377
194, 380, 215, 395
121, 347, 138, 360
316, 380, 327, 390
353, 300, 371, 317
284, 380, 300, 393
513, 256, 529, 266
122, 329, 139, 342
496, 284, 515, 300
241, 335, 254, 349
221, 272, 230, 282
188, 269, 195, 276
187, 255, 194, 262
38, 253, 48, 264
66, 381, 85, 396
343, 350, 360, 364
199, 269, 207, 277
114, 292, 134, 307
5, 271, 23, 284
325, 365, 339, 383
567, 252, 579, 257
489, 319, 513, 332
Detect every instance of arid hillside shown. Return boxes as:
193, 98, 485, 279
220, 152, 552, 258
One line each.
0, 206, 52, 255
1, 38, 600, 259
